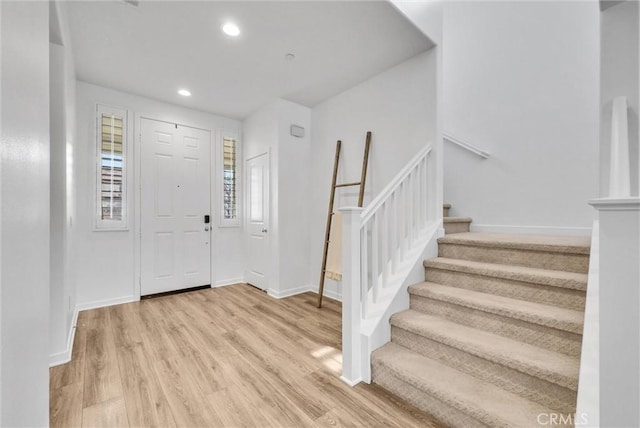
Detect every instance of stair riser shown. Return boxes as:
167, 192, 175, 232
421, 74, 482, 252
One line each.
443, 207, 450, 217
372, 362, 492, 428
424, 268, 586, 311
391, 326, 577, 414
410, 295, 582, 356
438, 244, 589, 274
444, 222, 471, 234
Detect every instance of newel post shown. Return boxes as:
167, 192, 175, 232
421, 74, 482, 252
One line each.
339, 206, 364, 386
609, 96, 631, 197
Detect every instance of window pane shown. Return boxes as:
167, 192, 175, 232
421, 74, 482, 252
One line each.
101, 113, 124, 221
250, 164, 263, 222
223, 136, 237, 220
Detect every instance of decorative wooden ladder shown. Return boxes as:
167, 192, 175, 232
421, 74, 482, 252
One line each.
317, 132, 372, 308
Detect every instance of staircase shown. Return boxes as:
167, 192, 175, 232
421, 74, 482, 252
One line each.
371, 204, 590, 427
442, 203, 472, 234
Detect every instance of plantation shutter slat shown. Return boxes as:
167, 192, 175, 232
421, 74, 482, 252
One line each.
223, 137, 237, 220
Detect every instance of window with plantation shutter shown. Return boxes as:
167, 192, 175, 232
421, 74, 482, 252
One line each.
96, 105, 128, 230
220, 131, 240, 227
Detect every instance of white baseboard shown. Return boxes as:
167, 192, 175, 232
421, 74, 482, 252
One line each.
49, 306, 80, 368
470, 224, 592, 236
76, 295, 138, 312
267, 284, 314, 299
50, 295, 137, 367
340, 375, 362, 387
267, 284, 344, 301
321, 288, 342, 302
212, 277, 245, 288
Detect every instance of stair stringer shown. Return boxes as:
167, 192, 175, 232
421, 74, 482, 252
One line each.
359, 222, 442, 383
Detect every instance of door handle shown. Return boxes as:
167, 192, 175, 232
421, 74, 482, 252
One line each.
262, 228, 268, 233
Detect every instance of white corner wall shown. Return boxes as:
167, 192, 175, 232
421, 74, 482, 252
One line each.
49, 0, 78, 366
276, 100, 312, 297
1, 1, 51, 425
600, 0, 639, 197
49, 42, 68, 361
309, 50, 438, 299
242, 99, 312, 297
442, 1, 600, 234
391, 0, 443, 46
74, 81, 242, 308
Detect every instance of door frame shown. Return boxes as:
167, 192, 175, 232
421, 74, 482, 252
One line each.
244, 150, 271, 290
133, 114, 215, 299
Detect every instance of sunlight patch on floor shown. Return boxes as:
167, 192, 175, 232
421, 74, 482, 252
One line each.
312, 346, 342, 374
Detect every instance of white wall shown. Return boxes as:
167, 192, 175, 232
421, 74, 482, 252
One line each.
276, 101, 312, 296
242, 99, 312, 297
600, 0, 639, 197
392, 0, 443, 46
49, 0, 78, 365
0, 1, 51, 425
442, 1, 600, 233
309, 50, 438, 299
75, 81, 242, 307
49, 42, 68, 359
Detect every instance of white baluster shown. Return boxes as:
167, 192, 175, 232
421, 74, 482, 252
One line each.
382, 201, 389, 287
415, 162, 420, 231
372, 212, 379, 303
400, 182, 407, 258
392, 190, 399, 270
423, 156, 428, 227
409, 168, 415, 238
419, 159, 425, 230
361, 222, 369, 318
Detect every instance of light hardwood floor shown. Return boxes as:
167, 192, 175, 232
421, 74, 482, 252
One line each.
50, 284, 443, 427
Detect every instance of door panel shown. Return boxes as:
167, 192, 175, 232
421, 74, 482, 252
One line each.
245, 153, 269, 290
141, 118, 211, 295
155, 154, 174, 216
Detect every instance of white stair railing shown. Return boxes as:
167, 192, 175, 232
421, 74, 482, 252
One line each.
339, 144, 439, 386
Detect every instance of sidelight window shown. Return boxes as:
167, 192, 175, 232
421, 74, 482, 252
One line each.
220, 130, 240, 227
96, 104, 128, 230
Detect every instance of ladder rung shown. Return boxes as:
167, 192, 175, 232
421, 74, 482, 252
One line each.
335, 181, 361, 188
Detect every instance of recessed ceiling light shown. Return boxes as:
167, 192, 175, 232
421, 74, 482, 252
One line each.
178, 89, 191, 97
285, 53, 296, 61
222, 23, 240, 37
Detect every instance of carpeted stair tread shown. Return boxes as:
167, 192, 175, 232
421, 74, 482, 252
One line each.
373, 342, 560, 427
390, 310, 579, 390
443, 217, 472, 223
438, 232, 590, 254
424, 257, 587, 291
409, 282, 584, 334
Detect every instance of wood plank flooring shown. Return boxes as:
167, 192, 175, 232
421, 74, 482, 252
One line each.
50, 284, 443, 427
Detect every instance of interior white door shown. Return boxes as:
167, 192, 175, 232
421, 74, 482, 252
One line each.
140, 118, 211, 295
245, 152, 270, 290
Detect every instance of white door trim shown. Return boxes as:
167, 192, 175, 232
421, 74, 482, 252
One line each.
133, 113, 215, 299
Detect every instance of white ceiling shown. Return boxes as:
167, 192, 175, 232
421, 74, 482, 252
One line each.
65, 0, 433, 119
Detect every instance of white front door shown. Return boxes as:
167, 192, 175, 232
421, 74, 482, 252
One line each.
245, 152, 269, 290
140, 118, 211, 296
